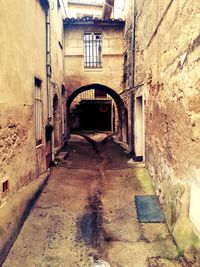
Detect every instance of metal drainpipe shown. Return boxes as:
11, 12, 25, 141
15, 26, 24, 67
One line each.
46, 3, 54, 161
130, 0, 136, 153
46, 7, 51, 119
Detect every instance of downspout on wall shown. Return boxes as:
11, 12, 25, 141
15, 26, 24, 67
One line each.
129, 0, 136, 153
45, 1, 54, 161
46, 7, 51, 120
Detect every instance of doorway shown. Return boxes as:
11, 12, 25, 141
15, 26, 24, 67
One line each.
134, 95, 145, 159
53, 94, 60, 148
67, 84, 125, 140
79, 100, 112, 131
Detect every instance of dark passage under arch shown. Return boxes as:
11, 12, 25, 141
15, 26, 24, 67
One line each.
66, 84, 125, 140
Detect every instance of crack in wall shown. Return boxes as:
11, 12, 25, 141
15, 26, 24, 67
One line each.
147, 0, 176, 48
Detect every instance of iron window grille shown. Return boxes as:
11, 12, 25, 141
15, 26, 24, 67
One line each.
84, 32, 102, 68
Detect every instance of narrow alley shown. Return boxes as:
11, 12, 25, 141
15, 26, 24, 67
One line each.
1, 0, 200, 265
3, 134, 182, 267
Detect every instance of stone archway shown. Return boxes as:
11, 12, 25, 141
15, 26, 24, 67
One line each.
66, 83, 125, 141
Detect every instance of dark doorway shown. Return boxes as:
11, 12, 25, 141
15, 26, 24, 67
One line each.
53, 94, 60, 148
67, 84, 125, 140
125, 108, 129, 144
79, 100, 112, 131
112, 104, 115, 133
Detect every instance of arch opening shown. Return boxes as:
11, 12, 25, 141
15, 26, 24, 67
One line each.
66, 84, 125, 140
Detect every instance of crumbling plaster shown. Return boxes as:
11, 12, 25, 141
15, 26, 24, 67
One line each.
0, 0, 47, 204
0, 0, 66, 203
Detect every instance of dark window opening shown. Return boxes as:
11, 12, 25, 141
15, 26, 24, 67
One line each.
34, 77, 42, 87
2, 180, 9, 193
36, 139, 42, 146
62, 85, 66, 95
84, 32, 102, 68
95, 89, 107, 98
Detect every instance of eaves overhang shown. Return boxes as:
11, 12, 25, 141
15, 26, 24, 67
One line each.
64, 17, 125, 27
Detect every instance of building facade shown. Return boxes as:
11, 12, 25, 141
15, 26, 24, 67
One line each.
67, 0, 103, 19
122, 0, 200, 260
0, 0, 67, 260
64, 17, 125, 137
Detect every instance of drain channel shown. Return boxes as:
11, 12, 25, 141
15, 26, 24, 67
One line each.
78, 193, 105, 249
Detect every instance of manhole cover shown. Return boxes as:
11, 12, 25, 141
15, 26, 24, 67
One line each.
135, 195, 165, 223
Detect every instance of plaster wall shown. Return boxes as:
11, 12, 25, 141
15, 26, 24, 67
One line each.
64, 24, 124, 96
0, 0, 47, 205
0, 0, 66, 258
0, 0, 66, 203
49, 0, 66, 149
67, 4, 102, 18
113, 0, 126, 20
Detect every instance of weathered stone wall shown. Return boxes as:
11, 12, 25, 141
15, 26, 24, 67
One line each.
0, 0, 47, 205
121, 0, 133, 145
49, 0, 66, 150
0, 0, 66, 203
0, 0, 66, 259
134, 0, 200, 260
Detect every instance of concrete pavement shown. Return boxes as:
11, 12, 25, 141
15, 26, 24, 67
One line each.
3, 134, 184, 267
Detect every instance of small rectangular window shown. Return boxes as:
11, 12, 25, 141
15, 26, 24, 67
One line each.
35, 77, 43, 146
2, 180, 9, 193
84, 32, 102, 68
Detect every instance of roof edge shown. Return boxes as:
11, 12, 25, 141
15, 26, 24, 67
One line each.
64, 17, 125, 26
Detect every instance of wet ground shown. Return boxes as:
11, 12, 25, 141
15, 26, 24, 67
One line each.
3, 133, 184, 267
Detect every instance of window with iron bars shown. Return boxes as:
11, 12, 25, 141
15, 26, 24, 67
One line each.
35, 77, 43, 146
84, 32, 102, 68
